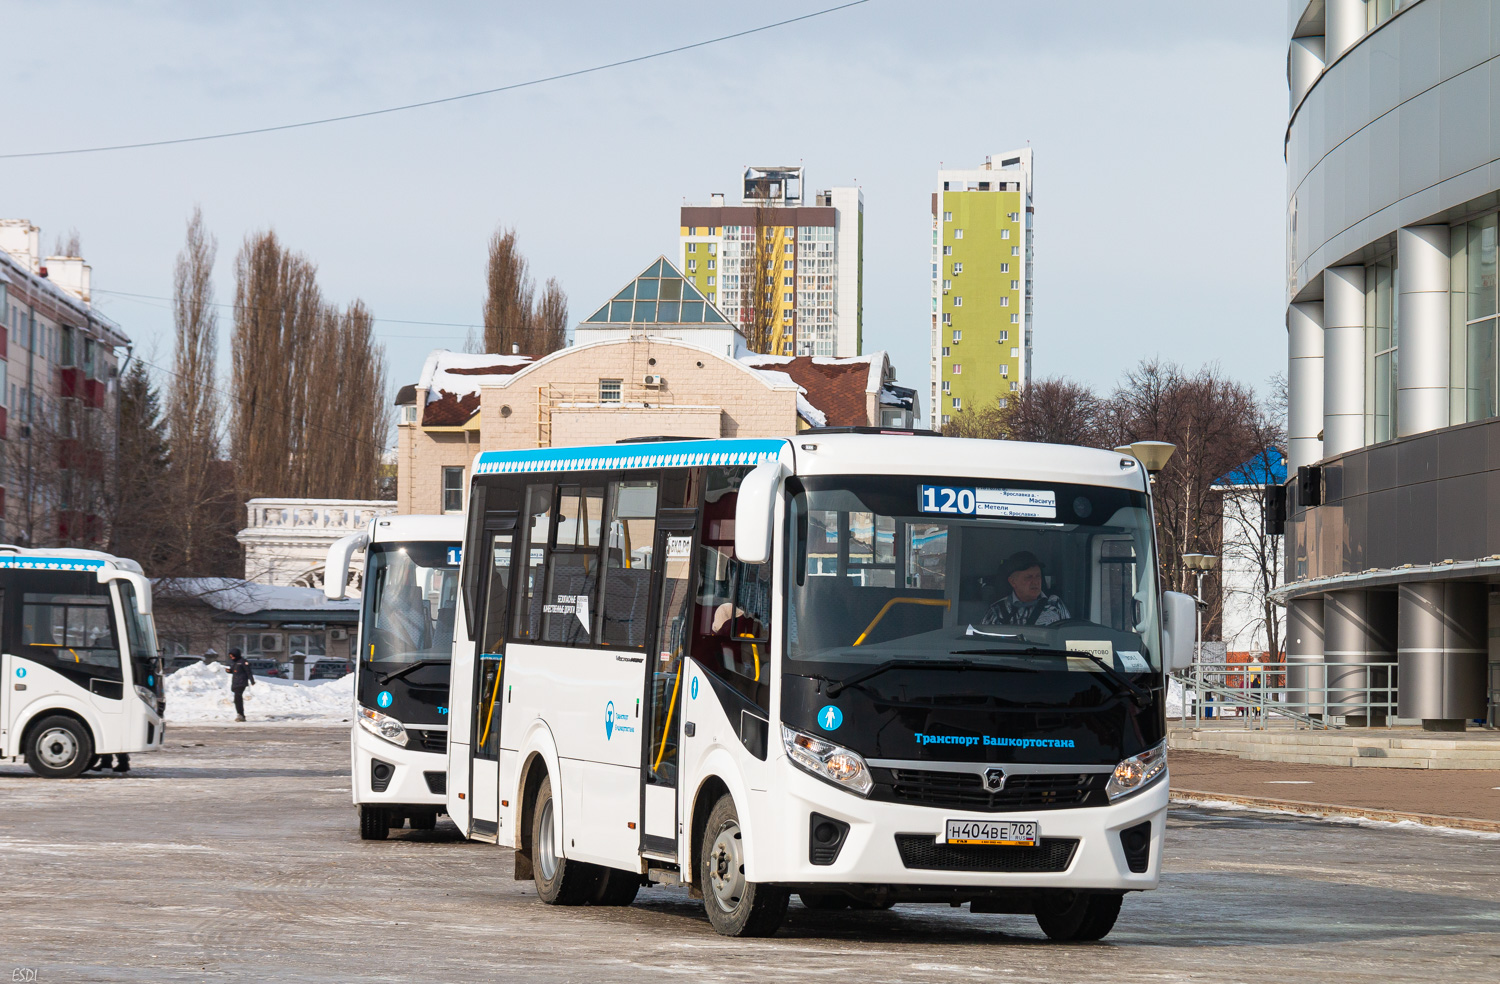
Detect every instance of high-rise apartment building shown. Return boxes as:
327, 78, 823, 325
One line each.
930, 150, 1034, 428
680, 166, 863, 357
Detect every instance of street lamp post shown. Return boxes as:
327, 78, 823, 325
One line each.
1181, 552, 1218, 725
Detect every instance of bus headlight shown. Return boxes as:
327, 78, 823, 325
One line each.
357, 706, 409, 747
1106, 741, 1167, 800
782, 726, 873, 795
134, 685, 157, 708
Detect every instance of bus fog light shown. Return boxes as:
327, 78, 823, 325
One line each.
1106, 741, 1166, 800
358, 706, 409, 747
782, 726, 872, 795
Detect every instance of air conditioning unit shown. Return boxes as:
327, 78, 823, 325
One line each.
642, 374, 664, 387
329, 627, 350, 641
259, 633, 283, 653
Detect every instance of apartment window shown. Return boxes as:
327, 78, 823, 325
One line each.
953, 297, 965, 308
952, 329, 962, 342
942, 380, 951, 393
1011, 280, 1020, 290
1000, 262, 1010, 273
1000, 229, 1010, 240
706, 276, 716, 286
708, 242, 717, 254
1000, 365, 1009, 378
951, 397, 962, 410
942, 279, 952, 289
997, 398, 1008, 409
1010, 381, 1019, 391
941, 346, 950, 357
1000, 297, 1009, 307
952, 364, 961, 374
1011, 246, 1020, 255
599, 379, 623, 403
943, 246, 953, 256
954, 229, 964, 240
708, 291, 715, 303
952, 262, 963, 274
400, 404, 418, 425
687, 259, 697, 272
1011, 347, 1020, 358
687, 242, 697, 253
941, 313, 952, 324
784, 243, 794, 254
943, 211, 952, 222
783, 277, 794, 287
1010, 313, 1020, 323
1008, 212, 1019, 222
442, 467, 465, 514
941, 413, 952, 425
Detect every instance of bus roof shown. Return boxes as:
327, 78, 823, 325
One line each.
368, 514, 465, 545
0, 545, 145, 574
469, 434, 1145, 493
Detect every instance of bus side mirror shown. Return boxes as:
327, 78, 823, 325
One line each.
1161, 591, 1196, 671
324, 531, 370, 601
734, 460, 787, 565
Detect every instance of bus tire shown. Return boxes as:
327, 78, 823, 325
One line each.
530, 775, 598, 905
24, 715, 94, 779
591, 868, 641, 907
359, 805, 390, 840
409, 810, 437, 831
699, 794, 788, 937
1035, 891, 1122, 942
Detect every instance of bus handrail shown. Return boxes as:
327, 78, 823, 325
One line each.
852, 597, 951, 647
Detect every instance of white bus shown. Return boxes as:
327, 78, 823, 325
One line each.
326, 514, 463, 839
446, 434, 1194, 939
0, 546, 166, 778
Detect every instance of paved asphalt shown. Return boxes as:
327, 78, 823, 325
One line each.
3, 727, 1499, 983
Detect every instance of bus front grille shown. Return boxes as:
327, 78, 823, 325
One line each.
873, 769, 1105, 812
895, 835, 1078, 873
411, 730, 448, 753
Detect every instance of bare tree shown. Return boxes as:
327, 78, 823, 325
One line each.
940, 378, 1104, 446
51, 228, 81, 257
533, 277, 569, 355
166, 207, 232, 572
481, 227, 536, 355
738, 206, 781, 354
1219, 443, 1286, 658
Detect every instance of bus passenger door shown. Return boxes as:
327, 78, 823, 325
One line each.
641, 529, 695, 858
470, 530, 514, 841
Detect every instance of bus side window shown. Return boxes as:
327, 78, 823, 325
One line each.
483, 532, 514, 652
513, 484, 554, 641
20, 589, 122, 680
541, 485, 604, 644
600, 480, 658, 647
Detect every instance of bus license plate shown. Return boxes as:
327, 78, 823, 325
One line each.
944, 819, 1039, 847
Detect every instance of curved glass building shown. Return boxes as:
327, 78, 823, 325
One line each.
1283, 0, 1500, 730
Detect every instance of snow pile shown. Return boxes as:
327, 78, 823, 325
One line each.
164, 661, 353, 725
1167, 677, 1189, 718
154, 578, 359, 615
418, 350, 532, 404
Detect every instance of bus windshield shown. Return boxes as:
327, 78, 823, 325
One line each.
362, 543, 460, 664
785, 474, 1160, 681
115, 580, 163, 694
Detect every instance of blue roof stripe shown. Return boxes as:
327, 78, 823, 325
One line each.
476, 438, 787, 475
0, 557, 106, 571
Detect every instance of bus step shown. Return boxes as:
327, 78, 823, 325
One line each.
646, 866, 682, 887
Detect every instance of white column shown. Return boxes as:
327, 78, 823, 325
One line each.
1325, 0, 1366, 63
1288, 300, 1325, 470
1323, 265, 1366, 457
1397, 225, 1451, 437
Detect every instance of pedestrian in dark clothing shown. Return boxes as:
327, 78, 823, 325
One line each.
225, 649, 255, 721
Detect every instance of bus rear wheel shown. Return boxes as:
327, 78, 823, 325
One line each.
1035, 891, 1122, 941
25, 716, 94, 779
359, 805, 390, 840
699, 794, 788, 937
530, 775, 598, 905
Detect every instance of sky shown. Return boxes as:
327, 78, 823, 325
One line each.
0, 0, 1290, 422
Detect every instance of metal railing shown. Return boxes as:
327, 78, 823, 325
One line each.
1171, 660, 1400, 731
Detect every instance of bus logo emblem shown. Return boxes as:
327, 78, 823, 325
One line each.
983, 768, 1006, 792
376, 691, 393, 709
818, 705, 842, 731
605, 701, 616, 740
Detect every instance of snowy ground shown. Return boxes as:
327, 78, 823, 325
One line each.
164, 661, 353, 725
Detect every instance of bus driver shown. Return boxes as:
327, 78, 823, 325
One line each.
981, 550, 1071, 627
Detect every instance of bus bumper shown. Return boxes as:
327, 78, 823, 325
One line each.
758, 761, 1168, 892
351, 726, 448, 809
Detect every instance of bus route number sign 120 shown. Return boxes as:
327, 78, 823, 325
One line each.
920, 485, 1057, 519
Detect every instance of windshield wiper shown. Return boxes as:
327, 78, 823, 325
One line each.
378, 659, 449, 685
825, 658, 1030, 698
951, 647, 1152, 708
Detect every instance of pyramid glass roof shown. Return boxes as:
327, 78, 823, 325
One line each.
583, 256, 728, 325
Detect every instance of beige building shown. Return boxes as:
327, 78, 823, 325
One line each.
394, 256, 917, 515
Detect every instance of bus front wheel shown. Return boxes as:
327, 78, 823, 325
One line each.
25, 715, 94, 779
530, 775, 598, 905
699, 794, 788, 937
1035, 891, 1122, 941
359, 805, 390, 840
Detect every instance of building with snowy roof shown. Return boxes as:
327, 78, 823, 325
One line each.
151, 577, 360, 673
393, 257, 918, 515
